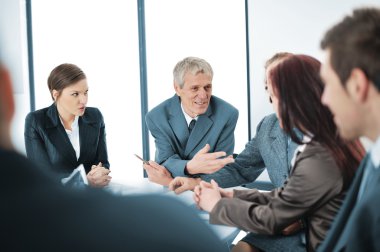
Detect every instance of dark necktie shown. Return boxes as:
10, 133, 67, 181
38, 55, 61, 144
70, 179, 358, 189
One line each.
188, 119, 196, 134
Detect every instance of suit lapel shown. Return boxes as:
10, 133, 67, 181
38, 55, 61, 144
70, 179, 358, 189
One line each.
45, 104, 77, 165
168, 95, 214, 156
287, 140, 298, 168
184, 114, 213, 156
334, 155, 371, 250
269, 124, 288, 174
346, 155, 369, 206
168, 96, 189, 149
78, 113, 97, 164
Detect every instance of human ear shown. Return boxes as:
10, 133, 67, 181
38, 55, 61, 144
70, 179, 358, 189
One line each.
0, 67, 15, 122
347, 68, 369, 103
52, 89, 59, 101
173, 82, 181, 96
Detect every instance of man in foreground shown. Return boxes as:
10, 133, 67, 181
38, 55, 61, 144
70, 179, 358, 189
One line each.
318, 7, 380, 251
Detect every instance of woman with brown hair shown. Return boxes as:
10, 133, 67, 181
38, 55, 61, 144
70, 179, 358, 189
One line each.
24, 63, 111, 187
194, 53, 365, 252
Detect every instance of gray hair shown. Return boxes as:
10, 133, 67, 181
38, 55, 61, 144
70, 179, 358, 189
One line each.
173, 57, 213, 88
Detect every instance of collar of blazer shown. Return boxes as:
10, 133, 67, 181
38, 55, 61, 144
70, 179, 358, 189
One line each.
169, 95, 214, 155
268, 118, 289, 173
45, 103, 98, 128
45, 103, 99, 163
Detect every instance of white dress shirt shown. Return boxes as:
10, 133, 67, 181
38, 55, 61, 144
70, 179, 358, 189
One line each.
181, 103, 198, 127
60, 116, 80, 160
370, 136, 380, 168
290, 135, 312, 170
357, 136, 380, 200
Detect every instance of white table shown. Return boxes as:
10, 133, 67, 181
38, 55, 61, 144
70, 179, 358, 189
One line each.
105, 179, 240, 248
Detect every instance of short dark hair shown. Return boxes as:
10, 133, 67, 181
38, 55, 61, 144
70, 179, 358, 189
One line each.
321, 7, 380, 90
269, 54, 365, 189
47, 63, 86, 101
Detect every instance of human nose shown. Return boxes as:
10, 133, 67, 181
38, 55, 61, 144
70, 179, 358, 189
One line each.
80, 94, 88, 104
197, 88, 207, 99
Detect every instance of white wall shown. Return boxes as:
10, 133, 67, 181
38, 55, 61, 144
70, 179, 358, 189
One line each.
145, 0, 249, 156
0, 0, 30, 153
2, 0, 379, 183
248, 0, 380, 181
31, 0, 249, 185
31, 0, 143, 185
248, 0, 380, 131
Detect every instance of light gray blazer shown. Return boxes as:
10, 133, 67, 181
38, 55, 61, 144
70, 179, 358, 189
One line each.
210, 142, 345, 252
146, 95, 238, 177
202, 114, 298, 188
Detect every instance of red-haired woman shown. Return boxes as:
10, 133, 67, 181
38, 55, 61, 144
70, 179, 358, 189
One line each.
194, 54, 365, 252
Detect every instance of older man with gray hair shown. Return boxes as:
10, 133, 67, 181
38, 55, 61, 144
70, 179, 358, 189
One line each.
0, 52, 228, 252
144, 56, 238, 185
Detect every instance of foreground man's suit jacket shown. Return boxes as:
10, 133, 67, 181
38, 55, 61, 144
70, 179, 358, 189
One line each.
318, 154, 380, 252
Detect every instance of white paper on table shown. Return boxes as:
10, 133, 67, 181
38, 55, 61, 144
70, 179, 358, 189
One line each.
61, 164, 88, 186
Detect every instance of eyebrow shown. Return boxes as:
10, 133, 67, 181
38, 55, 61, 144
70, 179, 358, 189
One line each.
69, 89, 88, 92
190, 84, 211, 88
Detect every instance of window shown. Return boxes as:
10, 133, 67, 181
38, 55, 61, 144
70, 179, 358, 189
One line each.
31, 0, 142, 185
145, 0, 249, 159
30, 0, 249, 184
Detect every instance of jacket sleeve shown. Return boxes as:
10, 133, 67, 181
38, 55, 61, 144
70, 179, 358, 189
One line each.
201, 116, 267, 187
145, 113, 188, 177
24, 113, 54, 172
95, 110, 110, 169
213, 108, 239, 155
209, 145, 343, 235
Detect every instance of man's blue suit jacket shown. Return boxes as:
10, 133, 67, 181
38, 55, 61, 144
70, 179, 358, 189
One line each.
145, 95, 239, 177
318, 154, 380, 252
202, 114, 298, 188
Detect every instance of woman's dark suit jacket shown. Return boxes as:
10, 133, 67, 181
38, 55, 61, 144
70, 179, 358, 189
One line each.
24, 104, 109, 178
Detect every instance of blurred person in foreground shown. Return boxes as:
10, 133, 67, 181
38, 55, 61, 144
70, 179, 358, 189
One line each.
318, 7, 380, 252
0, 57, 227, 252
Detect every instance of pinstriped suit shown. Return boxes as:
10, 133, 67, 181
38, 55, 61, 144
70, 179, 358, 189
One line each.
146, 95, 239, 177
24, 104, 109, 178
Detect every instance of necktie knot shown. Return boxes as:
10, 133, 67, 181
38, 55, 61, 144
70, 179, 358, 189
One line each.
188, 119, 196, 134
